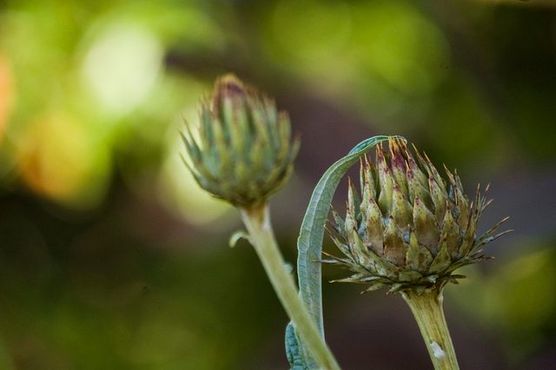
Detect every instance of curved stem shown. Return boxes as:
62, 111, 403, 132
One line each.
401, 288, 460, 370
241, 204, 341, 370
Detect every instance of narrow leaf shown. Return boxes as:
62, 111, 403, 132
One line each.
287, 135, 397, 368
285, 322, 312, 370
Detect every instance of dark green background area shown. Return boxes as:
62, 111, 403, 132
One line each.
0, 1, 555, 369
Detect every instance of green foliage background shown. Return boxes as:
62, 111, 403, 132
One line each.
0, 0, 554, 369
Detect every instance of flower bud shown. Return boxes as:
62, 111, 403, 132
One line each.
182, 74, 300, 208
324, 138, 509, 293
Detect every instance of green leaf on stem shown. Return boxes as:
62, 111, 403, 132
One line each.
287, 135, 396, 369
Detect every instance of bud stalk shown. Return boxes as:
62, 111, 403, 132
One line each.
401, 288, 460, 370
241, 205, 340, 370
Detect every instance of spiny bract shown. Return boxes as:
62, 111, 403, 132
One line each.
324, 138, 509, 293
181, 74, 300, 208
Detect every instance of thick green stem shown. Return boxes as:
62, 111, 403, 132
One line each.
241, 205, 341, 370
401, 288, 460, 370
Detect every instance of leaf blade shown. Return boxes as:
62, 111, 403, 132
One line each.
287, 135, 396, 369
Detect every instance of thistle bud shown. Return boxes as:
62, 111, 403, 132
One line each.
182, 74, 300, 208
325, 138, 509, 293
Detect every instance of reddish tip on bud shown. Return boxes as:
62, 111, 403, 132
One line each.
182, 74, 299, 208
324, 138, 509, 293
213, 74, 246, 101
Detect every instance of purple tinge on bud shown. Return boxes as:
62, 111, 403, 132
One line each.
389, 139, 408, 192
182, 74, 299, 208
212, 74, 247, 109
324, 138, 509, 293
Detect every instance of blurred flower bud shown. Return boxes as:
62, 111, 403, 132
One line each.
182, 74, 300, 208
325, 138, 509, 293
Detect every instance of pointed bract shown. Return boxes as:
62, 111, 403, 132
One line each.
324, 138, 508, 292
182, 74, 299, 208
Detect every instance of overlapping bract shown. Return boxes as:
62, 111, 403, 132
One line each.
325, 138, 509, 293
181, 74, 300, 208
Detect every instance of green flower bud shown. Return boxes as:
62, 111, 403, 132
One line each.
181, 74, 300, 208
324, 138, 509, 293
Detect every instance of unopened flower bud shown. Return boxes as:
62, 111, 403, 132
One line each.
325, 138, 509, 293
182, 74, 300, 208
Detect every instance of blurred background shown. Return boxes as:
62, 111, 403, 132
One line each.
0, 0, 555, 369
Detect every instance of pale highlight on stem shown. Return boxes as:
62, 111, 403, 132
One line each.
401, 289, 460, 370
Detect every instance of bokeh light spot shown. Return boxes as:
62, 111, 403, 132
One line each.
16, 112, 110, 208
81, 23, 163, 117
